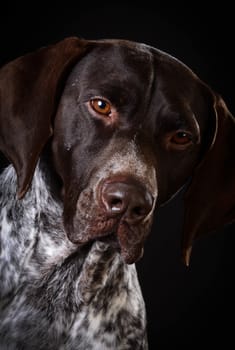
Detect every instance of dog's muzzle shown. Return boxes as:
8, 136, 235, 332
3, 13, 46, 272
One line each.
68, 174, 156, 264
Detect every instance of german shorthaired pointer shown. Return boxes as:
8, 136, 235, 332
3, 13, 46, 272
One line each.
0, 37, 234, 349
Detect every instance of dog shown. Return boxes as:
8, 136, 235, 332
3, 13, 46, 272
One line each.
0, 36, 234, 349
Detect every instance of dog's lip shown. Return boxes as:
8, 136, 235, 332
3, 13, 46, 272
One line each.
98, 221, 146, 264
116, 220, 146, 264
98, 235, 144, 264
68, 213, 147, 264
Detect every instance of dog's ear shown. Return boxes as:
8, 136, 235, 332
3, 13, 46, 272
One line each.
182, 93, 235, 266
0, 37, 90, 198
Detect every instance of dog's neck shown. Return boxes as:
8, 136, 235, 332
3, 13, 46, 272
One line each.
0, 163, 131, 304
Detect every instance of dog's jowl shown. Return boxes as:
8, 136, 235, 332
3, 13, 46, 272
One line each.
0, 37, 235, 349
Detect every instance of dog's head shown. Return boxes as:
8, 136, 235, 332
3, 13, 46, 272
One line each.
0, 37, 234, 264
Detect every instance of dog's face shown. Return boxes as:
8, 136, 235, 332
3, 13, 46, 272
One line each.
51, 41, 214, 263
0, 37, 234, 265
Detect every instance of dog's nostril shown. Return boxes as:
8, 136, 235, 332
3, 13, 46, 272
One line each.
103, 188, 126, 214
126, 191, 153, 224
132, 206, 145, 217
109, 197, 124, 212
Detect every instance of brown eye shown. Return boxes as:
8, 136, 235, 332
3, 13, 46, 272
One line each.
171, 131, 192, 145
90, 98, 111, 116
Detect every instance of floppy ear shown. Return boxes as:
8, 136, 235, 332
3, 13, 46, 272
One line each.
0, 37, 89, 198
182, 93, 235, 266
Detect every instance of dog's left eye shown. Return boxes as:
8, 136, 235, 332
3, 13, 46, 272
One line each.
90, 98, 112, 116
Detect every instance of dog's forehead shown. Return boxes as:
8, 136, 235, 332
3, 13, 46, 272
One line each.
69, 40, 155, 86
88, 39, 196, 74
74, 39, 200, 95
89, 39, 154, 63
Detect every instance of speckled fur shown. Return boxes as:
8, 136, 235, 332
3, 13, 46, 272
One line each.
0, 162, 148, 349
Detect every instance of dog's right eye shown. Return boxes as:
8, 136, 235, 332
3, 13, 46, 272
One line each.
90, 98, 112, 116
170, 131, 193, 145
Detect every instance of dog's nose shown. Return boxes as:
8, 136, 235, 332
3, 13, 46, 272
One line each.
101, 180, 154, 224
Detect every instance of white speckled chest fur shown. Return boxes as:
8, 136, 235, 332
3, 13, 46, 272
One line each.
0, 165, 148, 349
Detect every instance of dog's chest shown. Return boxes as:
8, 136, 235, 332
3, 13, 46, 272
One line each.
64, 269, 147, 349
0, 238, 147, 349
0, 166, 148, 349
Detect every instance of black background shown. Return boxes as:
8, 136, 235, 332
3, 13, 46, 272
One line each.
1, 3, 235, 349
